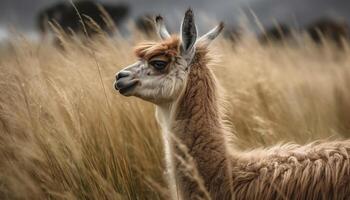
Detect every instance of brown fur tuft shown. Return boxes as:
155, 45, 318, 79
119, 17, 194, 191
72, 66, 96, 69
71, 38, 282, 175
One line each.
134, 36, 180, 60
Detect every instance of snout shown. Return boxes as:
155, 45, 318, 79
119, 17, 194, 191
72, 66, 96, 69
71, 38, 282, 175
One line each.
116, 71, 131, 81
114, 70, 139, 95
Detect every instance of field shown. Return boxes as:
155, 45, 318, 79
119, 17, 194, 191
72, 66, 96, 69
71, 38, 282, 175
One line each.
0, 32, 350, 199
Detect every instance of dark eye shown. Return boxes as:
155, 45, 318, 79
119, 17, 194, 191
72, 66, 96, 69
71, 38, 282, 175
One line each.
149, 60, 168, 71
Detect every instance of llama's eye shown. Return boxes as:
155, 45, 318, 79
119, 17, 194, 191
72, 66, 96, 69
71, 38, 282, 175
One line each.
149, 60, 168, 71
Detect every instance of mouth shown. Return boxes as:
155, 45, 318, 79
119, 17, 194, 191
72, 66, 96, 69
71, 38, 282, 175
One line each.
114, 79, 139, 95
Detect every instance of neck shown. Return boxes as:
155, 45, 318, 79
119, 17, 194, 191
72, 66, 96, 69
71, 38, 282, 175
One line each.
156, 50, 233, 199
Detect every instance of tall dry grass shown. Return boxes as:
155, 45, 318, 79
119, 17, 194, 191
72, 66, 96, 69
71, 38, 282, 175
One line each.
0, 31, 350, 199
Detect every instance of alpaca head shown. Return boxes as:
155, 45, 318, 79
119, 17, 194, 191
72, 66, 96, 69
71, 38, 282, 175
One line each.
114, 9, 223, 105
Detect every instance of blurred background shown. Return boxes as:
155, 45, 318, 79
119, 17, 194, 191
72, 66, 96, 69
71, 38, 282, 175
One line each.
1, 0, 350, 40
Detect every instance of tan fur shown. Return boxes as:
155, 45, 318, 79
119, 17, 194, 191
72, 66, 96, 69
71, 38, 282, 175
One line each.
128, 37, 350, 200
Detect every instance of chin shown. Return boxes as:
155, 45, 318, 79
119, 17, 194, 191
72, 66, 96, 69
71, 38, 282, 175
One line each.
119, 92, 133, 97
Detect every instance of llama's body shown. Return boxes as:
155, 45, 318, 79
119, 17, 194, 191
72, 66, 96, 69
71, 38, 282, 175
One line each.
114, 9, 350, 199
231, 141, 350, 199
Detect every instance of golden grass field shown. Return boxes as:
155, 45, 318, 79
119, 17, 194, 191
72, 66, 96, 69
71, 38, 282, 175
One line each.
0, 31, 350, 199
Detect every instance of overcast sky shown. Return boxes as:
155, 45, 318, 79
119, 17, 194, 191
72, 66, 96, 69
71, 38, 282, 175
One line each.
0, 0, 350, 33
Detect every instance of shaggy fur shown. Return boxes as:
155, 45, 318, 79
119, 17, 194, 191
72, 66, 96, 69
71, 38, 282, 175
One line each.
231, 141, 350, 200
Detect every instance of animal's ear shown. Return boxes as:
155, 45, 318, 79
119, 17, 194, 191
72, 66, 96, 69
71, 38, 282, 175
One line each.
197, 22, 224, 47
155, 15, 171, 40
180, 9, 197, 57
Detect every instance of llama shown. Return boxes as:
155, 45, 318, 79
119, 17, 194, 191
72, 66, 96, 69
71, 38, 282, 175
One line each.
114, 9, 350, 200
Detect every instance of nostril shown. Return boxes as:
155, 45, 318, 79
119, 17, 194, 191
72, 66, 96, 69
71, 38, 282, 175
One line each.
116, 81, 124, 89
116, 71, 130, 80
